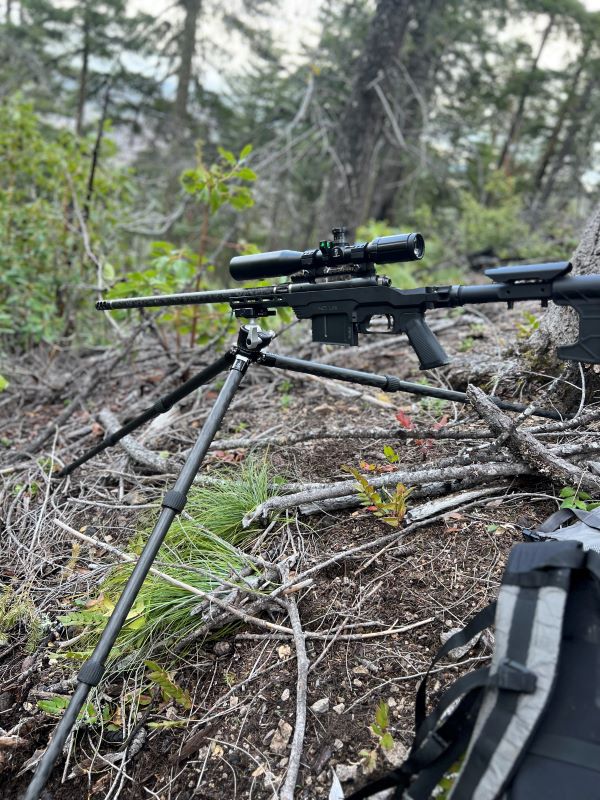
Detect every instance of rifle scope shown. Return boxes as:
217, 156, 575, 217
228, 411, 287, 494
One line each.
229, 232, 425, 282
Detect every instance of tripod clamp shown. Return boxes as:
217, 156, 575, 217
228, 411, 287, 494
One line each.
237, 322, 275, 354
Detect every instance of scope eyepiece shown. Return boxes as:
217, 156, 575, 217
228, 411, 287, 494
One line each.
229, 231, 425, 282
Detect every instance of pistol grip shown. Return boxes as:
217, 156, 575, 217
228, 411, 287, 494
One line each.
556, 302, 600, 364
402, 314, 451, 370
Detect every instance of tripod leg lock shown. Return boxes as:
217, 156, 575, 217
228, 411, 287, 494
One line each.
162, 490, 187, 513
78, 659, 105, 686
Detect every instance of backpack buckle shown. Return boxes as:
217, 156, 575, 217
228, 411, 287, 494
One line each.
494, 659, 537, 693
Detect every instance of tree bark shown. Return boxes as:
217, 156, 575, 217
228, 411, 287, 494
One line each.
327, 0, 413, 236
370, 0, 444, 222
497, 14, 554, 173
76, 7, 90, 136
174, 0, 201, 120
531, 40, 590, 198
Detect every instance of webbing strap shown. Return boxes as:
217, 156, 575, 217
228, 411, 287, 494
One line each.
415, 602, 496, 730
346, 690, 484, 800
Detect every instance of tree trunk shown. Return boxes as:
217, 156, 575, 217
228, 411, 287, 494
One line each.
536, 75, 595, 210
531, 40, 590, 198
497, 14, 554, 173
370, 0, 444, 222
174, 0, 201, 120
327, 0, 413, 236
76, 8, 90, 136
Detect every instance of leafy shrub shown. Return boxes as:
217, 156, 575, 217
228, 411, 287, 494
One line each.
0, 95, 131, 346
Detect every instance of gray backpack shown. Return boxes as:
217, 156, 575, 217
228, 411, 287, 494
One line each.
348, 540, 600, 799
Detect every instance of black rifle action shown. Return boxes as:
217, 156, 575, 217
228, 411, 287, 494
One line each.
97, 229, 600, 370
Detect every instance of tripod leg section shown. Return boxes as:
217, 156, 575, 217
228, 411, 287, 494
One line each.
58, 351, 235, 477
25, 354, 250, 800
258, 352, 561, 421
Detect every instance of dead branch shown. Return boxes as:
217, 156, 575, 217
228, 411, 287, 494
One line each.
97, 409, 178, 473
243, 461, 529, 525
279, 565, 309, 800
467, 385, 600, 493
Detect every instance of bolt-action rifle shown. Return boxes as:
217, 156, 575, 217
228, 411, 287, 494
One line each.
98, 228, 600, 369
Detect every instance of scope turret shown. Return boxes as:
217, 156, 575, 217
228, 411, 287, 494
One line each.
229, 232, 424, 282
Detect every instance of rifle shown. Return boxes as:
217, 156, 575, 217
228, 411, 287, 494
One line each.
26, 229, 598, 799
98, 228, 600, 369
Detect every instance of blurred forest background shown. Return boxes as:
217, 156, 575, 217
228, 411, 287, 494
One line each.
1, 0, 600, 348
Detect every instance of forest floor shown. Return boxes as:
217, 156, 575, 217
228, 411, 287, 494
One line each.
1, 301, 600, 800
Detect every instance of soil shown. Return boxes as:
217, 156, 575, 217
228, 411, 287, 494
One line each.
1, 303, 597, 800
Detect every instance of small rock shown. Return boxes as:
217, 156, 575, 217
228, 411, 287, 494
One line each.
333, 739, 344, 750
352, 678, 363, 687
213, 641, 232, 656
269, 719, 293, 754
277, 644, 292, 660
310, 697, 329, 714
352, 666, 369, 675
336, 763, 359, 782
279, 757, 289, 767
333, 703, 345, 715
440, 628, 481, 661
229, 696, 239, 708
387, 697, 397, 708
281, 688, 290, 702
384, 740, 408, 768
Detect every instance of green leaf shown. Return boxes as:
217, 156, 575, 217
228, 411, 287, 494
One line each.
217, 146, 236, 165
381, 732, 394, 751
0, 375, 9, 392
375, 700, 389, 729
145, 660, 192, 709
237, 167, 257, 181
559, 487, 575, 498
383, 445, 399, 463
240, 144, 253, 159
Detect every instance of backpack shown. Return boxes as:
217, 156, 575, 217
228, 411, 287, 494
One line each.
347, 539, 600, 800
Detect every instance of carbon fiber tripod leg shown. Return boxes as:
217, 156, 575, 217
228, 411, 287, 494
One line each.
25, 351, 251, 800
57, 351, 235, 477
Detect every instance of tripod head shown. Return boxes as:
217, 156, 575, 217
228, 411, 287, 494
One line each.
229, 227, 425, 282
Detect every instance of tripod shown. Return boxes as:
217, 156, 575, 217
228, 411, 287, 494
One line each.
26, 322, 561, 799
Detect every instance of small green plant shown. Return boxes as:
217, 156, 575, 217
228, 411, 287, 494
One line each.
370, 699, 394, 750
517, 311, 540, 339
145, 660, 192, 709
559, 487, 600, 511
459, 336, 475, 352
345, 466, 413, 527
0, 587, 45, 653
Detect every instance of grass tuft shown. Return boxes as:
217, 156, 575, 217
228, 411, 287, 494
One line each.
59, 458, 279, 669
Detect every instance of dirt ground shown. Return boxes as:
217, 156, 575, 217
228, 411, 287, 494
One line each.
1, 303, 599, 800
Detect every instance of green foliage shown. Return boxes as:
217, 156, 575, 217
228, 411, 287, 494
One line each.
58, 459, 280, 668
144, 660, 192, 709
0, 375, 9, 391
108, 143, 258, 348
559, 487, 600, 511
516, 311, 540, 339
180, 143, 256, 213
37, 694, 98, 723
0, 95, 131, 345
0, 586, 45, 653
345, 466, 413, 527
370, 699, 394, 751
